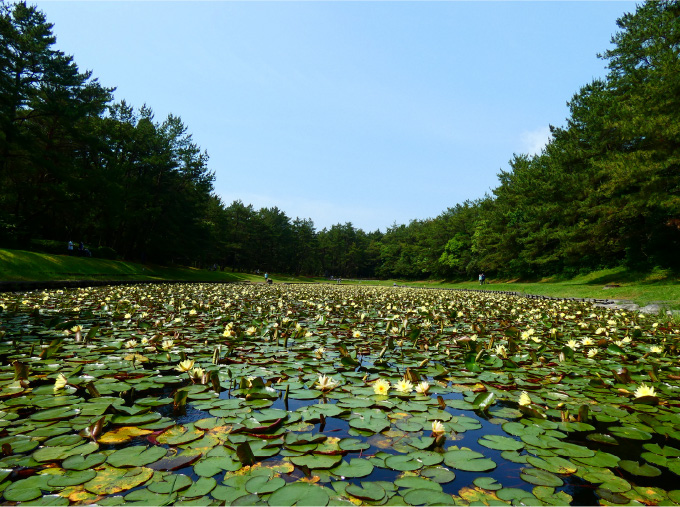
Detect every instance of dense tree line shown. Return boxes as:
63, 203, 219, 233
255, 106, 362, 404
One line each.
1, 1, 678, 279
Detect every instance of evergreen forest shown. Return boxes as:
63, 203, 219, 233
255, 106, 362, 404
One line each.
1, 1, 678, 280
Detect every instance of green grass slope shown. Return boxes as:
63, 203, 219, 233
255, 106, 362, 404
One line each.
0, 249, 314, 284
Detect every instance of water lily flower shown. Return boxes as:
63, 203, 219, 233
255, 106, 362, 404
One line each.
162, 339, 174, 350
245, 326, 257, 336
373, 379, 390, 395
189, 367, 205, 381
566, 339, 579, 350
650, 345, 663, 354
415, 381, 430, 395
518, 391, 532, 406
314, 347, 325, 359
581, 337, 594, 346
53, 373, 68, 392
393, 378, 414, 394
352, 330, 362, 338
431, 420, 445, 435
175, 359, 195, 372
634, 384, 657, 398
494, 344, 507, 358
124, 313, 132, 319
70, 325, 82, 333
124, 340, 137, 349
587, 348, 599, 358
315, 374, 338, 391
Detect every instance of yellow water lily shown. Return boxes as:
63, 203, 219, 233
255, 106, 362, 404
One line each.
494, 344, 507, 358
175, 359, 195, 372
518, 391, 532, 406
393, 378, 414, 394
189, 367, 205, 381
124, 340, 137, 349
245, 326, 257, 336
162, 339, 174, 350
53, 373, 68, 392
314, 347, 325, 359
634, 384, 657, 398
650, 345, 663, 354
581, 337, 594, 346
373, 379, 390, 395
587, 348, 599, 358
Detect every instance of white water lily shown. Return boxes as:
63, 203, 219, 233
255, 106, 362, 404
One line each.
162, 339, 174, 350
415, 381, 430, 395
124, 340, 137, 349
650, 345, 663, 354
315, 374, 338, 391
566, 339, 579, 350
494, 344, 507, 358
581, 337, 594, 346
587, 348, 599, 358
314, 347, 325, 359
175, 359, 195, 372
431, 420, 445, 435
634, 384, 657, 398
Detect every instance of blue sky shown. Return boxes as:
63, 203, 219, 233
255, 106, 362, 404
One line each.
34, 1, 635, 232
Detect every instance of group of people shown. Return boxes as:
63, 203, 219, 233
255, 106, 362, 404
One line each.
67, 240, 91, 257
478, 272, 486, 285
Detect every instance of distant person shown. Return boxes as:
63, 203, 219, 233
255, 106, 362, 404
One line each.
481, 273, 486, 285
264, 272, 268, 283
67, 240, 74, 256
78, 241, 84, 256
479, 273, 483, 285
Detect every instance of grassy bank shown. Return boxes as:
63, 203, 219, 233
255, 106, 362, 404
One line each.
386, 267, 680, 307
0, 249, 316, 284
2, 248, 678, 307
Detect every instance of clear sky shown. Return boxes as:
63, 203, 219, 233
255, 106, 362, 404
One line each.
34, 0, 635, 232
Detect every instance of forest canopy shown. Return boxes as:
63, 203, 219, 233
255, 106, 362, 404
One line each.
0, 0, 678, 279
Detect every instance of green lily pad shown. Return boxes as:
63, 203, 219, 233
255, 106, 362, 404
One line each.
33, 441, 98, 462
473, 477, 502, 491
245, 475, 285, 494
421, 466, 456, 484
384, 454, 424, 471
330, 458, 374, 478
477, 434, 524, 451
182, 476, 216, 497
107, 445, 167, 467
520, 467, 563, 487
266, 482, 330, 506
586, 433, 619, 445
147, 473, 193, 493
443, 449, 496, 472
402, 489, 454, 506
394, 476, 443, 491
289, 454, 342, 470
346, 482, 386, 502
608, 426, 653, 440
47, 469, 97, 487
618, 460, 662, 477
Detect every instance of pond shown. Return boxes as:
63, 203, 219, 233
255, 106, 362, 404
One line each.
0, 283, 678, 505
